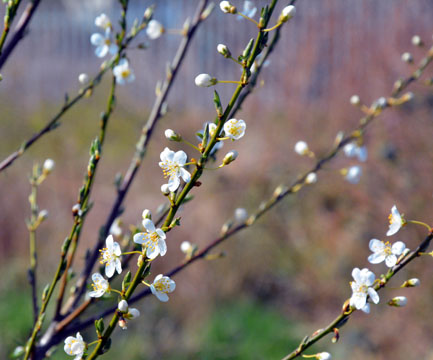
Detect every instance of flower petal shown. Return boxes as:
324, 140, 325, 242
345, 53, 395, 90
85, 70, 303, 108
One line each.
385, 254, 397, 267
142, 219, 156, 233
90, 33, 104, 45
115, 259, 122, 274
369, 238, 385, 253
106, 235, 114, 249
392, 241, 406, 255
155, 291, 169, 302
387, 222, 401, 236
368, 288, 380, 304
105, 262, 115, 278
95, 45, 108, 58
368, 252, 386, 264
173, 150, 187, 165
180, 168, 191, 183
168, 176, 180, 192
158, 238, 167, 256
133, 232, 146, 244
352, 268, 361, 283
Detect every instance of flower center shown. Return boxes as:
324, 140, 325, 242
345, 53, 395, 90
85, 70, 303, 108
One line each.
155, 279, 170, 293
104, 38, 111, 46
228, 124, 242, 137
92, 280, 106, 291
99, 247, 115, 265
66, 340, 77, 354
162, 161, 179, 179
121, 69, 131, 78
145, 232, 160, 251
383, 241, 392, 256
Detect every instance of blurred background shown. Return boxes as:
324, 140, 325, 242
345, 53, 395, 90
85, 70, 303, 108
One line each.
1, 0, 433, 359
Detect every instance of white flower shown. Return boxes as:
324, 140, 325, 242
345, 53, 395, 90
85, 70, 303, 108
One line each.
90, 28, 118, 58
146, 19, 164, 40
113, 58, 135, 85
78, 73, 89, 85
368, 239, 406, 267
99, 235, 122, 277
223, 119, 246, 140
95, 13, 111, 30
280, 5, 296, 22
234, 208, 248, 222
305, 172, 317, 184
317, 353, 332, 360
343, 143, 368, 162
345, 165, 362, 184
388, 296, 407, 307
387, 205, 405, 236
180, 241, 192, 253
88, 273, 110, 298
349, 267, 379, 313
159, 147, 191, 192
401, 52, 413, 63
219, 1, 233, 13
411, 35, 422, 46
195, 73, 217, 87
64, 332, 86, 360
294, 141, 309, 155
150, 274, 176, 302
237, 1, 257, 19
117, 300, 140, 329
133, 219, 167, 259
109, 218, 122, 237
43, 158, 55, 173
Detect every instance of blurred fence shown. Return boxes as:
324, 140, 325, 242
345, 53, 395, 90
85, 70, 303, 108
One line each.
0, 0, 432, 111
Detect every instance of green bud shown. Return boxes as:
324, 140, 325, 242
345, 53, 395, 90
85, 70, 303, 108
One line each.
122, 271, 132, 292
95, 318, 105, 336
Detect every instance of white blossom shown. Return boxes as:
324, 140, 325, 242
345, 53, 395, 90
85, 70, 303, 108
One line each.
237, 1, 257, 19
78, 73, 89, 85
133, 219, 167, 259
113, 58, 135, 85
349, 267, 379, 313
305, 172, 317, 184
234, 208, 248, 222
217, 44, 230, 57
109, 218, 122, 237
280, 5, 296, 22
368, 238, 406, 267
317, 353, 332, 360
401, 52, 413, 63
117, 300, 140, 330
95, 13, 111, 30
88, 273, 109, 298
99, 235, 122, 277
387, 205, 405, 236
159, 147, 191, 192
411, 35, 422, 46
343, 143, 368, 162
180, 241, 192, 254
223, 119, 246, 140
161, 184, 170, 195
388, 296, 407, 307
350, 95, 360, 105
142, 209, 152, 220
345, 165, 362, 184
220, 1, 234, 13
165, 129, 181, 141
64, 332, 86, 360
90, 28, 118, 58
118, 299, 129, 312
150, 274, 176, 302
146, 19, 164, 40
195, 73, 217, 87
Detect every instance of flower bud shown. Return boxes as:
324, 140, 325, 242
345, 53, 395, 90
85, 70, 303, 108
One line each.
234, 208, 248, 222
317, 352, 332, 360
343, 166, 362, 184
222, 150, 238, 165
220, 1, 236, 14
142, 209, 152, 220
279, 5, 296, 23
294, 141, 309, 156
388, 296, 407, 307
38, 210, 49, 221
78, 73, 89, 85
146, 19, 164, 40
402, 278, 420, 288
350, 95, 360, 106
164, 129, 182, 141
373, 97, 387, 110
161, 184, 170, 195
72, 204, 82, 216
305, 172, 317, 184
401, 52, 413, 64
180, 241, 192, 254
195, 73, 217, 87
118, 318, 127, 330
411, 35, 423, 47
118, 300, 129, 312
217, 44, 231, 58
43, 159, 55, 174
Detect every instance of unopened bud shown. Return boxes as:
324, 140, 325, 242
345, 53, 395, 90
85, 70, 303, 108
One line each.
401, 52, 413, 64
161, 184, 170, 195
164, 129, 181, 141
217, 44, 231, 58
142, 209, 152, 220
350, 95, 360, 106
411, 35, 423, 47
72, 204, 82, 216
402, 278, 420, 288
222, 150, 238, 165
305, 172, 317, 184
219, 1, 236, 14
373, 97, 388, 110
38, 210, 49, 221
388, 296, 407, 307
118, 318, 127, 330
78, 73, 89, 85
43, 159, 55, 174
317, 352, 332, 360
180, 241, 192, 254
234, 208, 248, 222
195, 73, 217, 87
118, 300, 129, 312
279, 5, 296, 23
294, 141, 309, 156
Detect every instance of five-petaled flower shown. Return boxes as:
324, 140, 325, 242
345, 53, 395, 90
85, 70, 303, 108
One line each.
90, 28, 118, 58
133, 219, 167, 259
159, 147, 191, 192
368, 238, 406, 267
88, 273, 110, 298
150, 274, 176, 302
349, 267, 379, 313
64, 332, 86, 360
113, 59, 135, 85
99, 235, 122, 278
223, 119, 246, 140
387, 205, 405, 236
